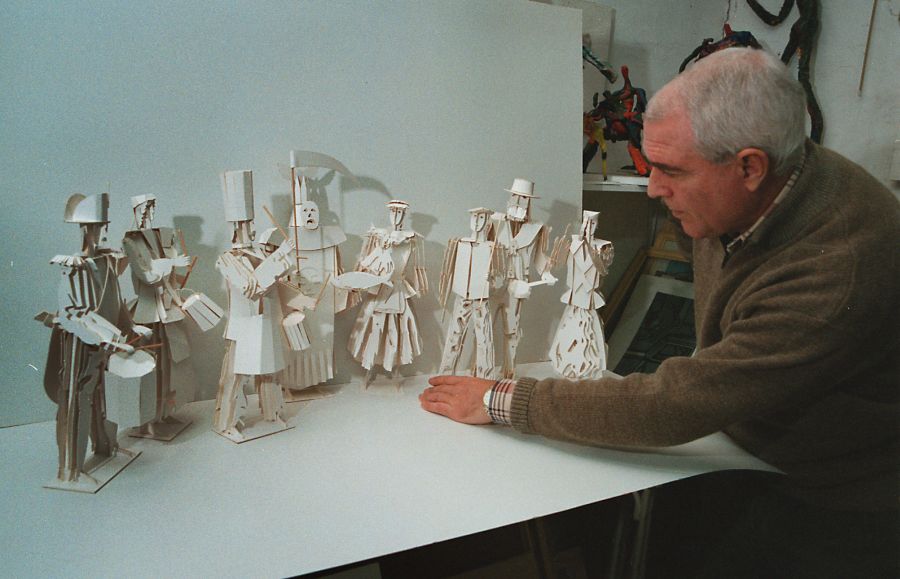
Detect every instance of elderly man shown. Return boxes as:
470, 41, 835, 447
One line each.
421, 48, 899, 576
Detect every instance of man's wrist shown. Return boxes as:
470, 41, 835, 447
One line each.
484, 378, 516, 425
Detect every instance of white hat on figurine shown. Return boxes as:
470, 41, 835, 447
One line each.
505, 178, 538, 198
64, 192, 109, 224
468, 206, 493, 215
222, 170, 254, 222
386, 200, 409, 209
130, 193, 157, 209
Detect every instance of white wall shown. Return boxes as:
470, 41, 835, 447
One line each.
0, 0, 583, 426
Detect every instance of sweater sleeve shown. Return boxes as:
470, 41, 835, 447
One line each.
510, 225, 898, 449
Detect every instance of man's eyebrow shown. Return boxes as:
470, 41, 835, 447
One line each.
646, 160, 682, 173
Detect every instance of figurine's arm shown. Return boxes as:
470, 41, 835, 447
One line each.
123, 234, 191, 285
532, 226, 557, 283
252, 238, 296, 295
217, 239, 296, 300
438, 238, 459, 309
411, 234, 428, 296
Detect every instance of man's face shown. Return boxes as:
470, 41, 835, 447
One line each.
644, 111, 750, 239
506, 195, 529, 222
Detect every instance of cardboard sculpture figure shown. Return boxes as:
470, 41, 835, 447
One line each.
493, 178, 555, 379
36, 192, 155, 493
549, 210, 614, 379
333, 200, 428, 384
262, 151, 355, 401
438, 207, 503, 378
122, 194, 223, 440
214, 170, 300, 443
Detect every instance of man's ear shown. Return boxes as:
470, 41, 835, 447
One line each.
736, 148, 769, 192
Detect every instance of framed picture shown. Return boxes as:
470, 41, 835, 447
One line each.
606, 274, 695, 375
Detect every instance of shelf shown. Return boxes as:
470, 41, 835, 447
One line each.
583, 173, 649, 192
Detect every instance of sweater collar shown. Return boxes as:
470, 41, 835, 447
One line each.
722, 140, 833, 255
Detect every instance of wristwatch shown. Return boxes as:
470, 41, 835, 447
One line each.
482, 387, 494, 421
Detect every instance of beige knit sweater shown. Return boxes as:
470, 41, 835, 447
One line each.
511, 142, 900, 510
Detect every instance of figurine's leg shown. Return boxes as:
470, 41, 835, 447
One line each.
439, 298, 472, 375
383, 313, 399, 372
600, 132, 608, 179
154, 323, 175, 422
213, 342, 244, 434
55, 333, 78, 481
60, 339, 97, 482
472, 299, 495, 379
257, 374, 284, 423
501, 296, 523, 379
361, 311, 386, 371
89, 358, 118, 458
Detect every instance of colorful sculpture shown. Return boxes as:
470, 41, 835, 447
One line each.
583, 65, 650, 176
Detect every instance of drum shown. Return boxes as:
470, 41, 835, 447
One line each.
181, 292, 224, 332
282, 310, 311, 351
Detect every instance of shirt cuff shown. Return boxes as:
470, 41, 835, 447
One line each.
485, 378, 516, 425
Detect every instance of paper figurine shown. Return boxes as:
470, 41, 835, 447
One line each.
549, 210, 614, 379
259, 151, 356, 401
122, 194, 223, 440
213, 170, 300, 443
333, 200, 428, 384
493, 178, 556, 379
36, 192, 155, 493
437, 207, 503, 378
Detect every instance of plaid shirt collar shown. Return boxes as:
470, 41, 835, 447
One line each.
723, 154, 806, 256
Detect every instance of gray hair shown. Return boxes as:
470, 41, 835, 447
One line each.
646, 47, 806, 175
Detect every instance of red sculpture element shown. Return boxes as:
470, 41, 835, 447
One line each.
583, 65, 649, 176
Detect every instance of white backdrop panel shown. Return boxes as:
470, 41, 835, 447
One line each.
0, 0, 582, 426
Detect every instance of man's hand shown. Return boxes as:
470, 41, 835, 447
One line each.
419, 375, 495, 425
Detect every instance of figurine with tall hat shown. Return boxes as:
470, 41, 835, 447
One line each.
492, 178, 556, 378
122, 194, 222, 440
260, 151, 356, 400
36, 192, 155, 492
333, 199, 428, 385
213, 170, 299, 443
438, 207, 503, 378
548, 210, 614, 378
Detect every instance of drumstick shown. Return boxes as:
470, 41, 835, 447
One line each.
262, 205, 292, 244
179, 256, 199, 289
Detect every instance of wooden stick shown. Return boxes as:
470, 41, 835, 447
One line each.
179, 256, 199, 289
262, 205, 291, 244
135, 343, 163, 351
858, 0, 878, 95
291, 170, 301, 271
313, 273, 332, 308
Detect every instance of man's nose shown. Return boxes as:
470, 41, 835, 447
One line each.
646, 171, 669, 199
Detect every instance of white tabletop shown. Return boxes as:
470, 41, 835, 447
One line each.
0, 363, 777, 578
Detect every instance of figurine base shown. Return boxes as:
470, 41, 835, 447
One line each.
214, 416, 295, 444
283, 385, 336, 403
127, 418, 191, 441
44, 448, 141, 494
